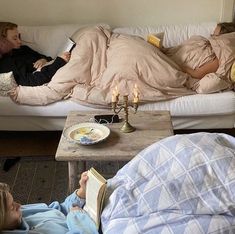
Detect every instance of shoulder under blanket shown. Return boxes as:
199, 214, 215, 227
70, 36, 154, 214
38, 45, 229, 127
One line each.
10, 26, 194, 106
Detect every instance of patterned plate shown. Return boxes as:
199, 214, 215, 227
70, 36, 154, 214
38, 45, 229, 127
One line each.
63, 122, 110, 145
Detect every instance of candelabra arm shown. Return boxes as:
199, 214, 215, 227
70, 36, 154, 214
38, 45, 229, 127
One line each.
132, 103, 139, 113
112, 95, 138, 133
112, 102, 123, 114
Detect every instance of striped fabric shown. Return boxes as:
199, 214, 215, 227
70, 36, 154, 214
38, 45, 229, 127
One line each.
101, 133, 235, 234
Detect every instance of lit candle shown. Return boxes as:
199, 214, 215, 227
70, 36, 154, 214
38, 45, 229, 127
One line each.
133, 84, 139, 103
133, 96, 139, 103
112, 92, 117, 102
112, 86, 119, 102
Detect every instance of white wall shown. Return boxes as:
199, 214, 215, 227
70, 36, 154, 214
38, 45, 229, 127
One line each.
0, 0, 234, 27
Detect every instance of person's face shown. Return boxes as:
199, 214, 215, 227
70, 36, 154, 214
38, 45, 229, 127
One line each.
3, 192, 22, 230
6, 27, 22, 49
212, 25, 221, 36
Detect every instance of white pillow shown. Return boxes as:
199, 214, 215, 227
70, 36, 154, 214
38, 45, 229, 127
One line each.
0, 72, 17, 96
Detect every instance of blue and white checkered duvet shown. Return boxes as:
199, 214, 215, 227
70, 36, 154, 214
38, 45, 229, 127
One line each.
101, 133, 235, 234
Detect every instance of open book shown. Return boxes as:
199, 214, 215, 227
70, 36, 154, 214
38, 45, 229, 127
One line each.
147, 32, 164, 48
83, 167, 107, 228
61, 37, 76, 53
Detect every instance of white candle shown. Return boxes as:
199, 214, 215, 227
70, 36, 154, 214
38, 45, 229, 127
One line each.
112, 93, 117, 102
112, 86, 119, 102
133, 96, 139, 103
133, 84, 139, 103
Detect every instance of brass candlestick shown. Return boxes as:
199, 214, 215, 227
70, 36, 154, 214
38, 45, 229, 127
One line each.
112, 95, 138, 133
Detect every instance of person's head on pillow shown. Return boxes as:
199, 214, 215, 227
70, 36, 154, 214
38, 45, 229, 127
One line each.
0, 22, 21, 50
0, 37, 13, 58
212, 22, 235, 36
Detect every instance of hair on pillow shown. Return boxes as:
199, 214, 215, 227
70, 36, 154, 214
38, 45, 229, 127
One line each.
0, 72, 17, 96
0, 37, 13, 57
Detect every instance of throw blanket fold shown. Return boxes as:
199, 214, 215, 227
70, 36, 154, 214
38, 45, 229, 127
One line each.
101, 133, 235, 234
10, 26, 195, 106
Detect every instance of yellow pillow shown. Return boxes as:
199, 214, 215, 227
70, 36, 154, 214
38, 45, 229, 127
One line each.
231, 62, 235, 82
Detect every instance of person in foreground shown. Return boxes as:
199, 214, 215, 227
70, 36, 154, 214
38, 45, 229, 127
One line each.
0, 172, 98, 234
0, 22, 71, 86
1, 133, 235, 234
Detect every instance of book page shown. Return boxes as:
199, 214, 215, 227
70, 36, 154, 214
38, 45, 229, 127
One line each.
83, 168, 106, 227
60, 37, 76, 53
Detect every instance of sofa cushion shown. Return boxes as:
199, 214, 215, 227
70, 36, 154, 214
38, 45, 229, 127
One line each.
113, 22, 217, 47
19, 24, 110, 58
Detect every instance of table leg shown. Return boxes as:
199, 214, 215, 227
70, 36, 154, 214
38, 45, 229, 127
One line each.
68, 161, 86, 193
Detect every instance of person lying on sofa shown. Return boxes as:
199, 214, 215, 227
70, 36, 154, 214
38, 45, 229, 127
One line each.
0, 22, 71, 86
0, 171, 98, 234
165, 22, 235, 80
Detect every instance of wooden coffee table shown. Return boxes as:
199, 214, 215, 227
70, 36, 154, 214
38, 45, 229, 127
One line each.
55, 110, 173, 192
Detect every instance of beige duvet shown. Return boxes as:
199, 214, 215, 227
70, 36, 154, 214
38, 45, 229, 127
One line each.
9, 26, 234, 106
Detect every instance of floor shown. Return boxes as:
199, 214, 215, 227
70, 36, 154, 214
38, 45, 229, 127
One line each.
0, 156, 68, 204
0, 156, 125, 205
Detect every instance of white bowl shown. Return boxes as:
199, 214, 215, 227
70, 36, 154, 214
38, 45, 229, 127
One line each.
63, 122, 110, 145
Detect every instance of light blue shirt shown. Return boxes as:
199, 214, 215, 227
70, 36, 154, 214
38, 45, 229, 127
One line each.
2, 191, 98, 234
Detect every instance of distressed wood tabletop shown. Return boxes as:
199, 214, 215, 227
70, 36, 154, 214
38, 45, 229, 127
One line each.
56, 110, 173, 162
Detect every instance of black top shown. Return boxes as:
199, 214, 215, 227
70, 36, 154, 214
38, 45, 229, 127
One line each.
0, 45, 52, 81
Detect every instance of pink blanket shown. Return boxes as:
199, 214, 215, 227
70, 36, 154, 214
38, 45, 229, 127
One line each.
9, 26, 211, 106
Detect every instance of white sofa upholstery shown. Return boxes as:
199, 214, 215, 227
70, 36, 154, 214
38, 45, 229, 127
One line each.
1, 23, 235, 131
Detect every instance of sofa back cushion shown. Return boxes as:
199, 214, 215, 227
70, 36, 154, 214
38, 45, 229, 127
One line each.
19, 24, 110, 58
113, 22, 216, 47
18, 22, 216, 58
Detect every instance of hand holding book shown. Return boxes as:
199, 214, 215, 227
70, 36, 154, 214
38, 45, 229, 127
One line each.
76, 171, 88, 199
83, 167, 107, 228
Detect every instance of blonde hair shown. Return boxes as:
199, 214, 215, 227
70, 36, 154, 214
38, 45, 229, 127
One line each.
0, 183, 10, 231
0, 22, 18, 38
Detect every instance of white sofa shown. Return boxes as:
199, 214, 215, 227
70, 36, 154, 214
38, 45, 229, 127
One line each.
1, 22, 235, 131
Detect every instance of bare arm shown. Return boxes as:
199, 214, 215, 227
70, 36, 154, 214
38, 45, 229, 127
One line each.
182, 57, 219, 79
